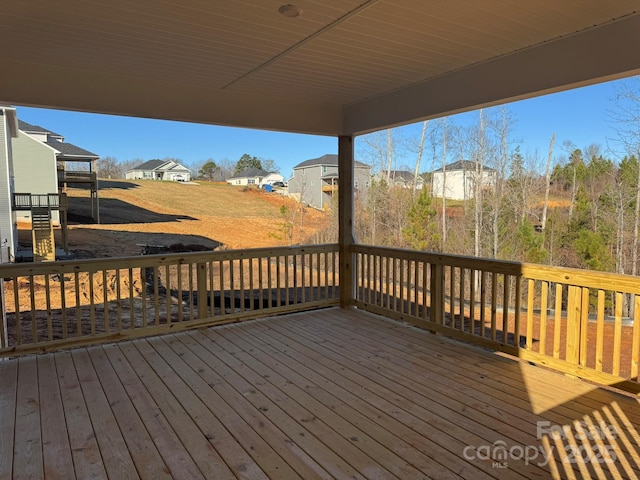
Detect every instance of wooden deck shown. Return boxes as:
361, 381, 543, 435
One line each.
2, 307, 640, 479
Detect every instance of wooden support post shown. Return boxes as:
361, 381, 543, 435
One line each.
338, 136, 355, 308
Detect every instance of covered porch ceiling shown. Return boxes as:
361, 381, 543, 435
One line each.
1, 0, 639, 136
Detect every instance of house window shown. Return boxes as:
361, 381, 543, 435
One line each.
248, 179, 255, 184
355, 180, 359, 188
322, 166, 327, 174
365, 181, 370, 188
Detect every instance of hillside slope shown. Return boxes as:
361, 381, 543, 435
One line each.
58, 180, 329, 257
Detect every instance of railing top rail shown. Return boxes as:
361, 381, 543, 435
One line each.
351, 244, 523, 275
352, 244, 640, 295
0, 243, 339, 276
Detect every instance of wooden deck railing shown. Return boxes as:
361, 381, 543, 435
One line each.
0, 244, 339, 356
352, 245, 640, 394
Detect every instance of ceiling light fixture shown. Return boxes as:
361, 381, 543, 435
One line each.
278, 4, 303, 18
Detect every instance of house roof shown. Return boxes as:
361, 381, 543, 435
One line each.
18, 120, 64, 138
46, 137, 99, 159
432, 160, 497, 173
227, 168, 272, 180
387, 170, 423, 182
1, 2, 636, 137
293, 154, 369, 170
129, 159, 190, 172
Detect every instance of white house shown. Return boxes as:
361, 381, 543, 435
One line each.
431, 160, 496, 201
126, 159, 192, 181
226, 168, 283, 187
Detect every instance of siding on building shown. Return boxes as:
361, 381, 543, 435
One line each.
0, 111, 15, 261
12, 131, 60, 224
289, 155, 370, 210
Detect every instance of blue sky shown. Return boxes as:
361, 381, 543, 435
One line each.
17, 77, 634, 178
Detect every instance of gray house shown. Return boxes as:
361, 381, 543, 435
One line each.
126, 159, 192, 182
15, 120, 101, 223
0, 107, 19, 262
288, 154, 370, 210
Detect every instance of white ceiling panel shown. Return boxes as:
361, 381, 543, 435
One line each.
0, 0, 638, 135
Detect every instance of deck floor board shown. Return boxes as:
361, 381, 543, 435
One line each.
2, 307, 640, 479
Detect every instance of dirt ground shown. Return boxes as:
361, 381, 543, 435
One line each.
19, 180, 331, 259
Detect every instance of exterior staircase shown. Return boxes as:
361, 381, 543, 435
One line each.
31, 207, 55, 261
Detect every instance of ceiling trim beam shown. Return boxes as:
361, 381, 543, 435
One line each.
0, 59, 343, 136
343, 13, 640, 135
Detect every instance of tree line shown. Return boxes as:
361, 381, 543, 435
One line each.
309, 78, 640, 278
96, 154, 279, 181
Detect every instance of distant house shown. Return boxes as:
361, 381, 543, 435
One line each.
226, 168, 283, 187
431, 160, 496, 201
126, 159, 192, 182
0, 106, 19, 262
374, 170, 424, 190
288, 154, 371, 210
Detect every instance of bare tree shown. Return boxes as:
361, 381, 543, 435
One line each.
541, 133, 555, 232
413, 121, 428, 195
609, 78, 640, 276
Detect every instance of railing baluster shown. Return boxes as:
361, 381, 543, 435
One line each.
480, 271, 486, 339
579, 287, 589, 367
127, 268, 134, 330
268, 256, 273, 308
422, 260, 428, 321
29, 276, 37, 342
458, 268, 465, 332
490, 272, 497, 341
164, 265, 171, 323
539, 281, 548, 355
553, 283, 562, 359
75, 272, 81, 336
469, 269, 476, 332
450, 267, 456, 329
103, 270, 109, 334
514, 276, 521, 348
258, 257, 264, 309
219, 260, 225, 315
323, 252, 328, 302
154, 266, 160, 324
231, 259, 238, 312
399, 258, 405, 314
502, 274, 509, 345
177, 264, 184, 321
242, 258, 247, 312
414, 260, 419, 317
316, 252, 321, 303
292, 255, 296, 306
208, 261, 214, 318
613, 292, 623, 377
526, 279, 534, 350
45, 275, 52, 341
13, 279, 21, 345
141, 267, 148, 328
116, 269, 122, 332
89, 271, 96, 335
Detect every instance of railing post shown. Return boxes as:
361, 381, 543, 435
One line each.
338, 135, 355, 308
197, 262, 208, 319
430, 263, 444, 325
